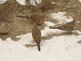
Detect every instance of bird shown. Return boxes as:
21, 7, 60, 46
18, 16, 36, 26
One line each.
32, 24, 41, 51
49, 19, 78, 32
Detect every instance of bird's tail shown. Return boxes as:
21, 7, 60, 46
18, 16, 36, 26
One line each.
49, 26, 60, 29
37, 42, 41, 51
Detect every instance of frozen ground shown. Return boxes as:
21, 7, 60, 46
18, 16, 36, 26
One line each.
0, 13, 81, 61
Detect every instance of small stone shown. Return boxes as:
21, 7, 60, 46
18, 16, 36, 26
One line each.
0, 22, 10, 34
52, 2, 55, 4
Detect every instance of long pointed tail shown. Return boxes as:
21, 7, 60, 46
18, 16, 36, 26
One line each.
16, 15, 30, 19
37, 43, 41, 51
49, 26, 60, 29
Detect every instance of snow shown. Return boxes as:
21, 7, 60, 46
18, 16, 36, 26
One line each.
49, 12, 73, 24
0, 0, 41, 5
0, 0, 6, 4
79, 0, 81, 2
16, 0, 41, 5
0, 26, 81, 61
0, 0, 81, 59
16, 0, 26, 5
52, 2, 55, 4
29, 0, 41, 6
0, 0, 26, 5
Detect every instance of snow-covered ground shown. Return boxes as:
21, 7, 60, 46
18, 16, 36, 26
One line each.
16, 0, 26, 5
0, 0, 41, 5
79, 0, 81, 2
0, 0, 81, 5
0, 0, 81, 61
0, 11, 81, 61
49, 12, 73, 24
17, 0, 41, 5
0, 0, 6, 4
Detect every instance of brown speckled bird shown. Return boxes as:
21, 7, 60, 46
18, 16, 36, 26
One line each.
16, 0, 59, 51
49, 19, 78, 32
32, 24, 41, 51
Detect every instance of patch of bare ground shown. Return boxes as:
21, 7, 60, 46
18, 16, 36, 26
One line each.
0, 0, 81, 41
